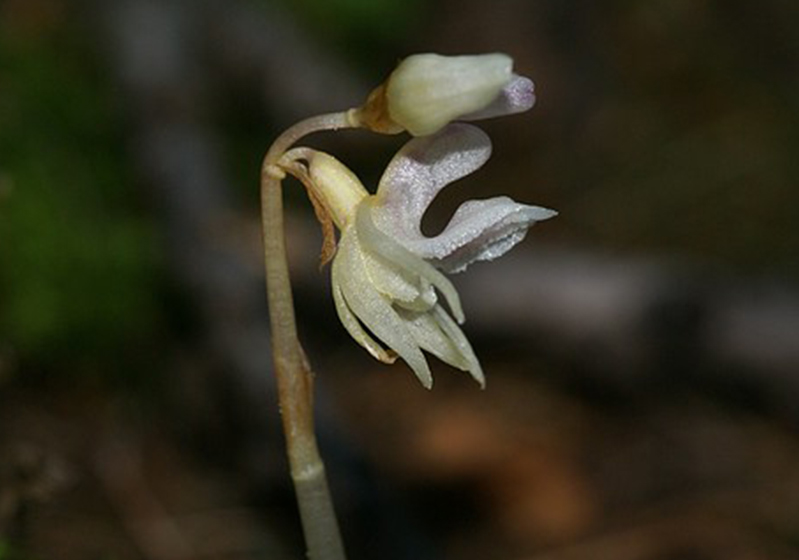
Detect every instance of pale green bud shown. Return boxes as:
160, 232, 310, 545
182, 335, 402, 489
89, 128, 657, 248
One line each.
308, 152, 368, 229
385, 53, 513, 136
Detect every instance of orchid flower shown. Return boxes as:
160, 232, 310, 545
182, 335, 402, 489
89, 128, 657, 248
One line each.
260, 52, 557, 560
295, 123, 556, 388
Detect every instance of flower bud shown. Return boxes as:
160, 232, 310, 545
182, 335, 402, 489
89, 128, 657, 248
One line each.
356, 53, 517, 136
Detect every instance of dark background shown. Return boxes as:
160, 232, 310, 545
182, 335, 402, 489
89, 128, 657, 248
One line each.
1, 1, 798, 559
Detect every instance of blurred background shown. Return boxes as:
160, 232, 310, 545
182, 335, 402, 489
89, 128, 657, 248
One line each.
1, 0, 799, 559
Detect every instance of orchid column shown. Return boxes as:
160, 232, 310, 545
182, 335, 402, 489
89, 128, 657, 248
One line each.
259, 53, 555, 560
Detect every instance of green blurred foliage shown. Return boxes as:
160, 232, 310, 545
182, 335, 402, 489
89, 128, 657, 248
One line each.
267, 0, 423, 59
0, 10, 162, 378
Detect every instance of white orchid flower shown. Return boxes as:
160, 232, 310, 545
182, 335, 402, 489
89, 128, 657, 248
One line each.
355, 53, 536, 136
260, 51, 557, 560
299, 123, 556, 388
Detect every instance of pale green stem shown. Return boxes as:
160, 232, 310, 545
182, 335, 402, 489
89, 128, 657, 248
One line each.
260, 111, 357, 560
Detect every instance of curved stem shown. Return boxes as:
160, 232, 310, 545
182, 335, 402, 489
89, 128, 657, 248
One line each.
260, 111, 356, 560
264, 112, 357, 173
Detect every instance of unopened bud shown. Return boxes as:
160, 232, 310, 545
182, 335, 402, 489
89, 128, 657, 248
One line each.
356, 53, 516, 136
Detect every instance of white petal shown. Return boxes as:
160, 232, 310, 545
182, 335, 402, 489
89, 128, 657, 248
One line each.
412, 197, 558, 273
373, 123, 492, 243
396, 307, 469, 369
361, 246, 438, 312
335, 227, 433, 388
357, 199, 464, 323
460, 75, 536, 121
397, 305, 484, 386
431, 305, 485, 387
332, 245, 397, 364
362, 248, 422, 305
371, 123, 556, 273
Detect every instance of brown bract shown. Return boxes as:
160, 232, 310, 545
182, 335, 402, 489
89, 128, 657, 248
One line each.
351, 83, 404, 135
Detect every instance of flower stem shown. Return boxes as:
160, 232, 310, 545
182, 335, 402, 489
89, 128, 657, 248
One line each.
260, 111, 356, 560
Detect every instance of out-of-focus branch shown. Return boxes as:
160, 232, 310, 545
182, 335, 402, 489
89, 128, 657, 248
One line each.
457, 248, 799, 416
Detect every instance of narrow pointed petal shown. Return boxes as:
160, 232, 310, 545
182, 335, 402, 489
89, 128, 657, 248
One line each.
431, 306, 485, 387
336, 228, 434, 388
396, 306, 472, 373
357, 200, 465, 323
373, 123, 492, 242
460, 75, 536, 121
332, 251, 397, 364
410, 196, 558, 273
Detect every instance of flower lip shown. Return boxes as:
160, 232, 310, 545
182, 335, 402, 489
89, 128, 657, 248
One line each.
369, 123, 557, 274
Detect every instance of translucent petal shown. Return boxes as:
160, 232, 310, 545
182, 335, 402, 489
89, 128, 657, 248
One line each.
396, 306, 471, 372
430, 305, 485, 386
357, 199, 464, 323
331, 247, 397, 364
361, 248, 423, 306
335, 227, 433, 388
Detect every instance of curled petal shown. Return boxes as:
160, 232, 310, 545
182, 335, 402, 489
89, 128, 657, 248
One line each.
371, 123, 557, 273
414, 196, 557, 273
335, 227, 433, 388
373, 123, 492, 242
